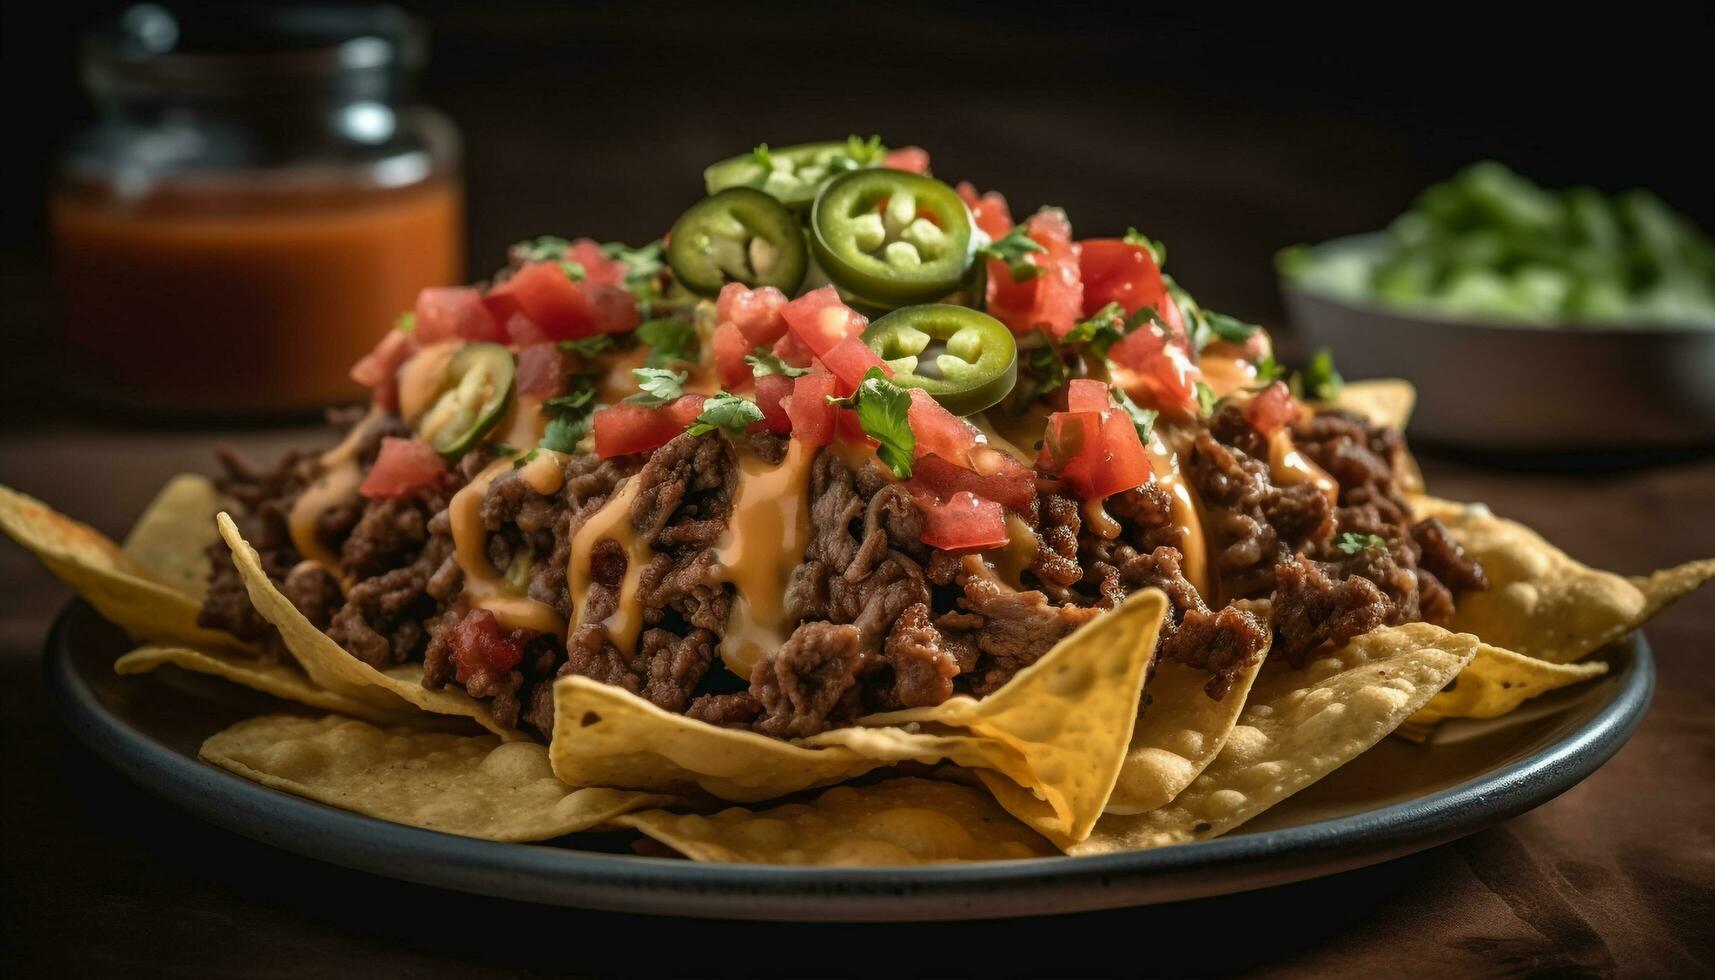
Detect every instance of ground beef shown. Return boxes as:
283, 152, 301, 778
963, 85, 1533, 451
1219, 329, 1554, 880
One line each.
685, 691, 763, 727
1270, 553, 1389, 666
1414, 516, 1489, 592
1187, 420, 1334, 598
751, 621, 866, 738
946, 575, 1101, 696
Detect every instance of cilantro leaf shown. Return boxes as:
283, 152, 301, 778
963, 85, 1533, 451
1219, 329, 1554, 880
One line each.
394, 311, 416, 334
1336, 532, 1388, 555
539, 413, 588, 454
635, 318, 699, 367
1122, 228, 1167, 266
746, 351, 810, 378
558, 336, 612, 357
1195, 380, 1218, 416
511, 449, 541, 469
976, 225, 1047, 282
558, 259, 587, 282
544, 387, 595, 413
843, 134, 886, 167
1291, 348, 1344, 401
626, 367, 686, 407
830, 368, 916, 479
1251, 354, 1285, 386
1011, 331, 1069, 413
1113, 388, 1159, 443
688, 391, 766, 437
601, 240, 665, 288
1064, 303, 1161, 360
513, 236, 571, 262
490, 442, 518, 458
1204, 311, 1260, 344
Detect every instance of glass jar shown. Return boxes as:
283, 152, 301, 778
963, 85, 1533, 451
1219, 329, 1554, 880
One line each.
53, 4, 463, 417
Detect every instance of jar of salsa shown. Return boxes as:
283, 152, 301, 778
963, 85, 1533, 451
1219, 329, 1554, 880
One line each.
53, 5, 463, 416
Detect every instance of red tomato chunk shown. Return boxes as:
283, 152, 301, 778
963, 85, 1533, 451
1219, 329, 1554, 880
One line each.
359, 437, 448, 500
449, 608, 527, 685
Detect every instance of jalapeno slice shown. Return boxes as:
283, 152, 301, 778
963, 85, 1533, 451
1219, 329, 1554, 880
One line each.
416, 343, 516, 459
811, 169, 975, 308
862, 304, 1017, 415
666, 188, 808, 297
704, 139, 886, 208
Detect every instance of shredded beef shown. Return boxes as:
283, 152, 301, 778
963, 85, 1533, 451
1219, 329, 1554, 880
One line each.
948, 575, 1100, 696
881, 602, 959, 709
751, 621, 866, 737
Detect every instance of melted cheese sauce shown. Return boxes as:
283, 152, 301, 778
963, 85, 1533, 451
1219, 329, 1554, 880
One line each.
980, 513, 1038, 592
396, 341, 459, 424
1082, 498, 1122, 540
1267, 429, 1339, 509
286, 409, 385, 572
566, 477, 649, 656
516, 450, 566, 495
448, 459, 567, 636
1146, 427, 1211, 600
714, 440, 814, 676
495, 394, 548, 452
1197, 343, 1258, 397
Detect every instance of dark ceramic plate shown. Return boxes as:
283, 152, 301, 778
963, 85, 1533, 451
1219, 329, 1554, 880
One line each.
46, 600, 1651, 921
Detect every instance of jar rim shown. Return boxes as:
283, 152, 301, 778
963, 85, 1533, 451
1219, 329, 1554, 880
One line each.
84, 4, 428, 90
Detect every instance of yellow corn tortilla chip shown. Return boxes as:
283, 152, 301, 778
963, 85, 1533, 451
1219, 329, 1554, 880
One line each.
616, 777, 1055, 865
0, 483, 238, 651
121, 473, 227, 598
1408, 643, 1608, 725
553, 589, 1167, 842
218, 513, 522, 737
1321, 378, 1415, 431
1413, 497, 1714, 664
115, 644, 424, 725
200, 714, 672, 841
1016, 623, 1478, 853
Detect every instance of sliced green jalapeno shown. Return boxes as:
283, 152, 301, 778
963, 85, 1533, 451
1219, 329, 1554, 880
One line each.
862, 304, 1017, 415
811, 169, 975, 308
704, 138, 887, 208
667, 188, 808, 297
416, 343, 515, 459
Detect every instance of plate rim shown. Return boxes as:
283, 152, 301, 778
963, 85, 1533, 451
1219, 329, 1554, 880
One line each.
44, 601, 1654, 921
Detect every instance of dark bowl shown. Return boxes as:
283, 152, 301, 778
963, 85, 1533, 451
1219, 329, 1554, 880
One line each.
1281, 234, 1715, 453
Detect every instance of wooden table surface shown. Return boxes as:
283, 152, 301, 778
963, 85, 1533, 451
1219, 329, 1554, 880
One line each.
1, 421, 1711, 977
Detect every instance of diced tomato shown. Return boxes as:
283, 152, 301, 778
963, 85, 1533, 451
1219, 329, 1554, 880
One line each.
448, 608, 527, 686
716, 283, 790, 346
484, 262, 636, 341
906, 389, 977, 466
820, 336, 892, 393
1244, 381, 1297, 435
359, 437, 449, 500
784, 370, 838, 447
910, 453, 1036, 512
502, 312, 552, 348
350, 327, 417, 392
781, 286, 867, 358
955, 182, 1014, 240
712, 321, 754, 390
1078, 239, 1166, 318
592, 395, 706, 458
986, 209, 1084, 340
771, 329, 817, 369
1109, 322, 1202, 414
884, 146, 931, 174
1158, 291, 1190, 351
1065, 378, 1112, 414
751, 374, 794, 434
514, 343, 566, 399
1036, 409, 1152, 501
565, 239, 627, 289
413, 287, 504, 344
909, 488, 1009, 552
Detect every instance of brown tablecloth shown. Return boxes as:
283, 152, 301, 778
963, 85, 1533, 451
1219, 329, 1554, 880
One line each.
2, 426, 1711, 976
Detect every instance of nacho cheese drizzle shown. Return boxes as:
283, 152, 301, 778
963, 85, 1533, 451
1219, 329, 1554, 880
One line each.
287, 408, 385, 572
1267, 430, 1338, 509
1146, 429, 1209, 598
449, 458, 567, 636
714, 440, 814, 676
566, 476, 649, 655
396, 342, 459, 424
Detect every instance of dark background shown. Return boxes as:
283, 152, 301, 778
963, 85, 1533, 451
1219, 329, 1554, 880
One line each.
3, 1, 1712, 425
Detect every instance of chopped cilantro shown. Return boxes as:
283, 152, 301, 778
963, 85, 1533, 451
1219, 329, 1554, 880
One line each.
1291, 348, 1344, 401
1064, 303, 1161, 360
746, 351, 810, 378
1252, 354, 1285, 386
976, 225, 1048, 282
557, 336, 612, 357
829, 368, 916, 479
513, 236, 570, 262
1204, 311, 1260, 344
688, 391, 766, 436
635, 318, 699, 368
1336, 532, 1388, 555
1195, 380, 1218, 416
544, 387, 595, 413
394, 311, 416, 334
539, 379, 598, 454
843, 134, 886, 167
1123, 228, 1167, 266
511, 449, 541, 468
1113, 388, 1159, 442
558, 259, 587, 282
600, 240, 666, 287
1012, 332, 1069, 412
627, 367, 686, 407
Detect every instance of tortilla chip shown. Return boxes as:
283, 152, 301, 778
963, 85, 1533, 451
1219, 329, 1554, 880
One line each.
121, 473, 226, 598
115, 644, 423, 725
1026, 623, 1478, 853
1408, 644, 1609, 725
616, 778, 1055, 865
1414, 497, 1714, 664
553, 589, 1167, 841
1321, 378, 1415, 431
218, 513, 521, 737
200, 714, 672, 841
0, 483, 237, 651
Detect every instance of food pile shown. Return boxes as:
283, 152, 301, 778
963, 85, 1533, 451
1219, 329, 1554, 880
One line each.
6, 138, 1710, 862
